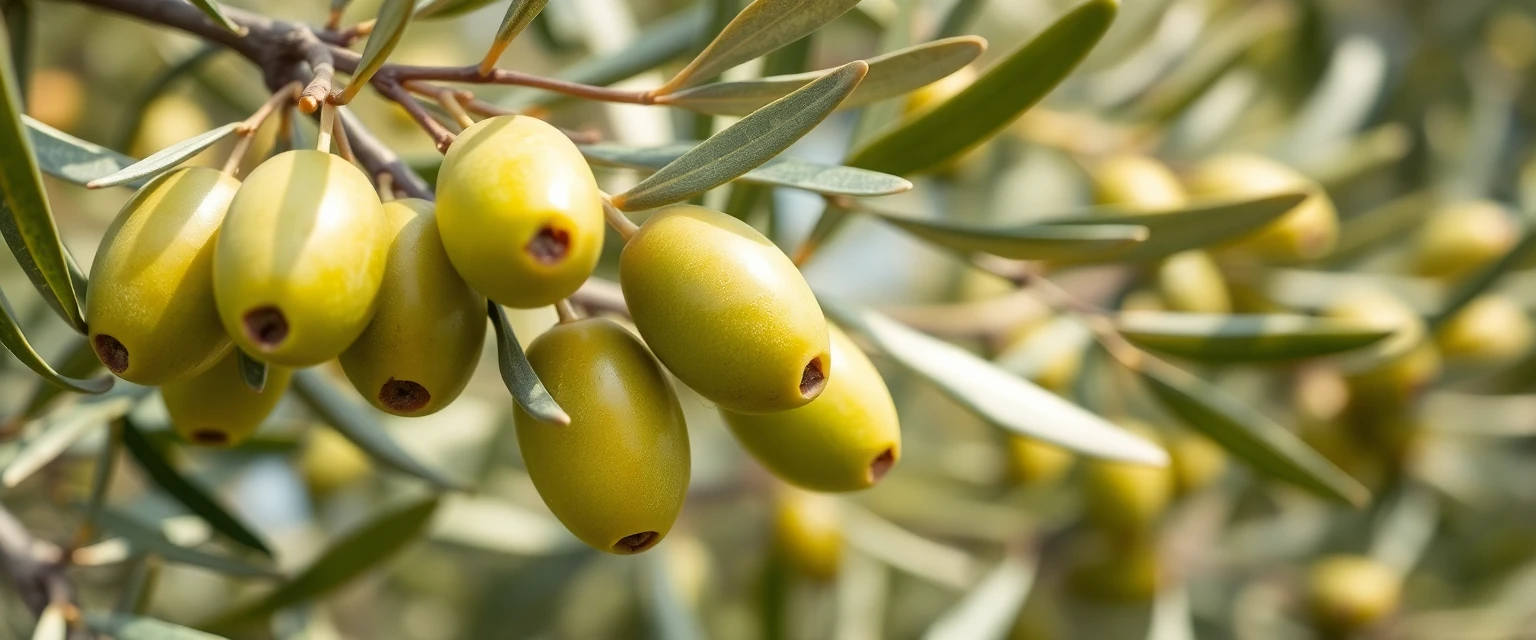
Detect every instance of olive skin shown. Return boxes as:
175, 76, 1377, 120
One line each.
162, 351, 292, 447
1168, 431, 1227, 495
1325, 290, 1441, 402
87, 167, 237, 385
721, 325, 900, 492
1411, 200, 1515, 279
514, 318, 690, 555
621, 205, 831, 414
435, 115, 604, 309
213, 150, 388, 367
1306, 555, 1401, 634
339, 199, 486, 416
1434, 294, 1533, 364
1083, 421, 1173, 533
771, 487, 842, 581
1005, 435, 1074, 487
1090, 154, 1186, 211
1185, 154, 1339, 262
1156, 250, 1232, 314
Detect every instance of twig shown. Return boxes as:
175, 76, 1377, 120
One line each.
223, 80, 301, 175
0, 504, 88, 639
294, 29, 335, 113
435, 89, 476, 130
376, 77, 456, 152
601, 195, 639, 240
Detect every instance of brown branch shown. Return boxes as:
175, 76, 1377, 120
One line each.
0, 504, 89, 639
337, 108, 433, 199
374, 78, 456, 152
294, 29, 336, 113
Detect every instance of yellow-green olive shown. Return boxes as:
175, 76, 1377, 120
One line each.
1168, 431, 1227, 495
721, 325, 899, 492
1434, 293, 1533, 364
213, 149, 388, 367
339, 199, 486, 416
1090, 154, 1187, 211
162, 351, 292, 447
1306, 555, 1402, 634
130, 94, 213, 162
1083, 421, 1173, 533
1325, 290, 1441, 402
87, 167, 236, 385
514, 318, 689, 554
1411, 200, 1516, 279
1005, 435, 1074, 487
435, 115, 604, 309
1185, 153, 1339, 262
620, 205, 831, 414
771, 486, 842, 581
1156, 250, 1232, 314
299, 426, 372, 497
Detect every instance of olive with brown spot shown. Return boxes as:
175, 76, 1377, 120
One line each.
162, 350, 292, 447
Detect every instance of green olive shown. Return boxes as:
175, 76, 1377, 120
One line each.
1325, 290, 1441, 401
514, 318, 690, 554
1090, 154, 1187, 211
213, 149, 388, 367
771, 486, 842, 581
1434, 293, 1533, 364
1083, 420, 1173, 533
162, 350, 292, 447
1411, 200, 1515, 279
436, 115, 604, 309
721, 325, 900, 492
1156, 250, 1232, 314
1185, 153, 1338, 262
1005, 435, 1074, 487
339, 199, 486, 416
1167, 431, 1227, 495
299, 426, 372, 497
620, 205, 831, 414
87, 167, 237, 385
1306, 555, 1401, 634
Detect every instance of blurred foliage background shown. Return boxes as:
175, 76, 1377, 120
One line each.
8, 0, 1536, 638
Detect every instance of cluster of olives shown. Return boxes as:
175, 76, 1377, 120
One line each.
87, 114, 901, 556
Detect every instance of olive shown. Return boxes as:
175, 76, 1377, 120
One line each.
339, 199, 486, 416
620, 204, 831, 414
435, 115, 604, 309
1410, 200, 1515, 279
213, 149, 388, 367
1167, 431, 1227, 495
771, 486, 842, 581
1004, 435, 1074, 487
514, 318, 690, 554
1306, 555, 1401, 634
1090, 154, 1186, 211
162, 350, 292, 447
1082, 420, 1173, 533
1434, 293, 1533, 364
1185, 153, 1338, 262
1156, 250, 1232, 314
299, 426, 372, 497
87, 167, 236, 385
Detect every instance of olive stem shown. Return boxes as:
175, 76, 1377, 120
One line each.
376, 172, 395, 202
601, 195, 639, 240
333, 108, 357, 163
222, 80, 302, 176
316, 100, 336, 152
436, 89, 476, 130
554, 299, 579, 323
377, 77, 456, 152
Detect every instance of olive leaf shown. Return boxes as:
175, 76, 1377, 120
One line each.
659, 36, 986, 116
1133, 356, 1370, 506
18, 337, 105, 421
488, 302, 568, 426
291, 370, 470, 491
340, 0, 413, 103
1115, 312, 1393, 363
823, 300, 1168, 466
1128, 1, 1294, 123
84, 420, 120, 532
23, 115, 142, 186
503, 8, 707, 110
87, 613, 231, 640
921, 553, 1037, 640
413, 0, 497, 19
2, 395, 133, 488
208, 496, 441, 627
1428, 223, 1536, 331
31, 602, 65, 640
85, 122, 239, 189
581, 142, 910, 197
120, 417, 275, 557
0, 286, 112, 393
612, 60, 867, 211
0, 25, 87, 333
95, 507, 281, 579
480, 0, 549, 72
862, 207, 1148, 261
186, 0, 245, 36
656, 0, 863, 93
846, 0, 1117, 177
235, 349, 266, 393
1041, 193, 1309, 263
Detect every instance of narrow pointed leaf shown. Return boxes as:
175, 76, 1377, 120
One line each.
0, 26, 85, 332
235, 349, 266, 393
660, 36, 986, 116
922, 553, 1037, 640
0, 288, 112, 393
483, 0, 549, 67
1041, 193, 1309, 263
1134, 357, 1369, 506
864, 208, 1148, 260
291, 369, 468, 490
823, 300, 1168, 465
937, 0, 985, 39
340, 0, 413, 102
31, 602, 65, 640
488, 302, 568, 425
1429, 222, 1536, 330
2, 0, 30, 100
1115, 312, 1393, 363
581, 141, 910, 197
2, 396, 131, 488
846, 0, 1117, 176
614, 61, 868, 211
18, 336, 105, 420
24, 115, 141, 186
86, 122, 239, 189
87, 613, 231, 640
214, 496, 440, 624
95, 508, 280, 579
413, 0, 498, 19
657, 0, 862, 93
120, 417, 274, 557
186, 0, 245, 35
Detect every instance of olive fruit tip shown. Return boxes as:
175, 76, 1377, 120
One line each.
800, 357, 826, 399
93, 334, 129, 374
242, 305, 290, 349
526, 225, 571, 265
379, 378, 431, 413
613, 531, 660, 554
869, 448, 896, 484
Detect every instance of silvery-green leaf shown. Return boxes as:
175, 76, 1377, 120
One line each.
480, 0, 549, 70
340, 0, 413, 102
656, 0, 863, 93
95, 508, 280, 579
87, 613, 230, 640
2, 395, 131, 488
1041, 193, 1308, 263
17, 337, 106, 420
921, 553, 1037, 640
1116, 312, 1393, 363
864, 207, 1147, 260
120, 417, 274, 557
613, 61, 867, 211
488, 303, 568, 426
660, 36, 985, 116
31, 602, 65, 640
413, 0, 496, 19
23, 115, 140, 186
824, 300, 1167, 465
291, 370, 469, 491
86, 122, 239, 189
581, 141, 910, 197
0, 286, 111, 393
